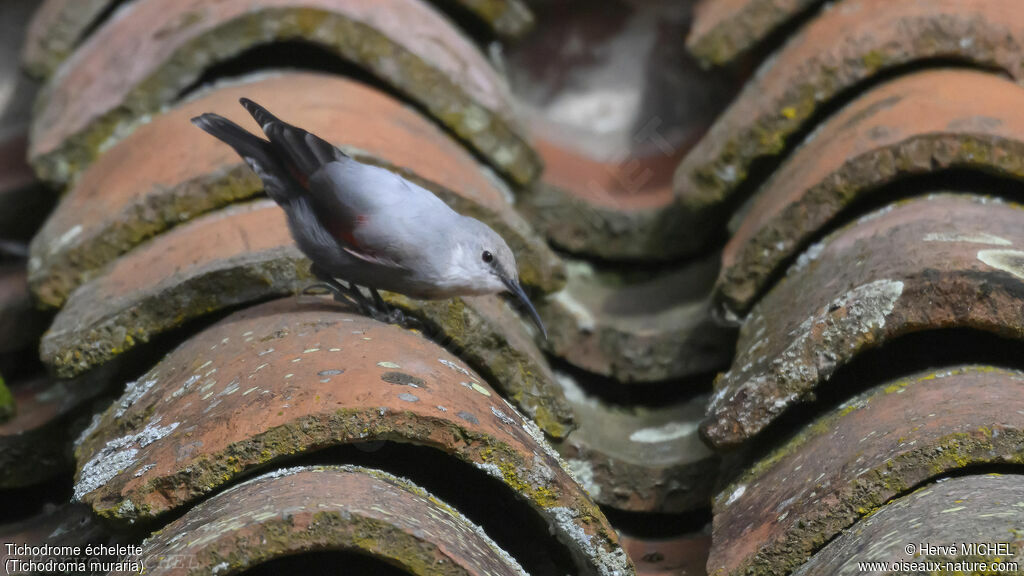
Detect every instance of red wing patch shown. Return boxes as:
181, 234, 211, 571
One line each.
326, 213, 369, 252
285, 161, 309, 188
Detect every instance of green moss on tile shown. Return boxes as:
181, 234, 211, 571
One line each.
32, 7, 539, 189
0, 373, 12, 423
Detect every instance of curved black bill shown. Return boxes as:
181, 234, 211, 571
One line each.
505, 278, 548, 340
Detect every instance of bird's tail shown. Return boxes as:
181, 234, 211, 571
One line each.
190, 113, 271, 166
239, 97, 283, 131
239, 97, 346, 177
190, 113, 292, 205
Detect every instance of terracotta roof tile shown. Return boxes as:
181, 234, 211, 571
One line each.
29, 71, 562, 309
675, 0, 1024, 250
22, 0, 535, 79
794, 474, 1024, 575
717, 69, 1024, 317
29, 0, 539, 187
540, 257, 733, 383
706, 193, 1024, 448
140, 465, 529, 576
73, 298, 630, 574
711, 366, 1024, 576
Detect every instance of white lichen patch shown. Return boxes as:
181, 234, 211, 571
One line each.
567, 459, 601, 499
115, 376, 159, 418
773, 279, 903, 388
855, 203, 895, 224
170, 374, 201, 399
548, 507, 630, 576
133, 463, 156, 478
520, 415, 574, 480
725, 484, 746, 506
490, 406, 517, 425
718, 279, 904, 427
217, 379, 240, 397
75, 418, 179, 502
629, 420, 700, 444
439, 358, 476, 380
789, 241, 825, 274
977, 249, 1024, 281
472, 461, 504, 480
923, 232, 1012, 246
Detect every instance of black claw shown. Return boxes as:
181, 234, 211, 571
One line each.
306, 266, 417, 330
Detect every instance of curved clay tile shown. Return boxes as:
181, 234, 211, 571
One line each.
539, 257, 734, 383
687, 0, 822, 66
717, 69, 1024, 317
675, 0, 1024, 250
793, 474, 1024, 575
22, 0, 535, 79
711, 366, 1024, 576
73, 298, 631, 575
140, 465, 529, 576
21, 0, 109, 78
29, 71, 563, 309
556, 372, 717, 513
383, 291, 575, 438
41, 200, 308, 378
704, 194, 1024, 449
28, 0, 539, 187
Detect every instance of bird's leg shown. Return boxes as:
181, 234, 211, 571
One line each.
308, 266, 415, 329
308, 265, 374, 313
369, 287, 408, 326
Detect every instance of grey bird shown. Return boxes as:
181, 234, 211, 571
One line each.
191, 98, 546, 338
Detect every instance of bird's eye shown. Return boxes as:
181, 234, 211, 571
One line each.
482, 250, 494, 263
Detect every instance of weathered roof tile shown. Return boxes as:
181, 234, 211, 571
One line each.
29, 0, 539, 187
74, 298, 630, 575
676, 0, 1024, 249
717, 69, 1024, 316
711, 366, 1024, 576
30, 71, 562, 309
705, 194, 1024, 448
140, 465, 528, 576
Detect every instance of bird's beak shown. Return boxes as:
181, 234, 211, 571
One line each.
503, 277, 548, 340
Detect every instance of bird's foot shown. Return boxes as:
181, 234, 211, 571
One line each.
307, 266, 420, 330
364, 290, 422, 331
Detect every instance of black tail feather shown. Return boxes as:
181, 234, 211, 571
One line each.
238, 97, 282, 131
191, 112, 294, 205
237, 98, 346, 177
190, 113, 273, 164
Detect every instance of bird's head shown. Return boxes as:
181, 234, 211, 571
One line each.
454, 218, 548, 339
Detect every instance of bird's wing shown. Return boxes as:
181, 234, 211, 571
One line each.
237, 98, 457, 269
307, 160, 458, 269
